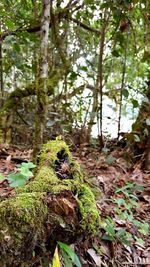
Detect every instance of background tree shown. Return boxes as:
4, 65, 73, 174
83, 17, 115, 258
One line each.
0, 0, 149, 157
33, 0, 50, 157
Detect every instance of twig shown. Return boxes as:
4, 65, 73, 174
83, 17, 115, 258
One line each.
121, 262, 150, 265
114, 163, 127, 174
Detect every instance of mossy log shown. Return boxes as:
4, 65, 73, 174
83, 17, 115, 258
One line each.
0, 139, 100, 266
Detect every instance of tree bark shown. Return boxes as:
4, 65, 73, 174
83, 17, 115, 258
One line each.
88, 10, 109, 143
0, 27, 3, 106
88, 10, 109, 148
130, 81, 150, 169
33, 0, 51, 157
117, 34, 128, 139
97, 10, 109, 148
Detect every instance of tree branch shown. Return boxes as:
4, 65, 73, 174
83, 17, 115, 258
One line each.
69, 17, 101, 35
0, 83, 89, 114
0, 5, 100, 41
50, 2, 70, 70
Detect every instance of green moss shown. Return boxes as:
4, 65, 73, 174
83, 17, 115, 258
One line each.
77, 185, 100, 234
0, 138, 100, 264
20, 166, 59, 193
38, 139, 83, 183
39, 139, 72, 167
0, 192, 47, 226
0, 192, 48, 264
17, 140, 99, 234
18, 165, 77, 194
71, 161, 83, 183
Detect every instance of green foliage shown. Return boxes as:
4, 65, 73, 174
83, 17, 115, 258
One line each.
7, 173, 28, 188
57, 242, 81, 267
132, 99, 139, 108
102, 182, 149, 245
5, 19, 15, 30
106, 155, 116, 165
122, 89, 129, 98
115, 181, 144, 195
0, 173, 5, 181
102, 147, 110, 154
112, 49, 121, 58
1, 0, 149, 143
1, 0, 149, 141
102, 217, 116, 241
7, 162, 36, 187
141, 51, 150, 63
52, 242, 81, 267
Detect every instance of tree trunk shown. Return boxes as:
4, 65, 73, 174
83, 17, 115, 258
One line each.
145, 125, 150, 170
0, 23, 4, 142
97, 10, 110, 148
144, 81, 150, 170
33, 0, 50, 158
0, 23, 3, 106
87, 10, 109, 148
0, 139, 100, 266
131, 80, 150, 169
117, 34, 128, 139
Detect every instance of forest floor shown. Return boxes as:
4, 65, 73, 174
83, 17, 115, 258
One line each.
0, 141, 150, 267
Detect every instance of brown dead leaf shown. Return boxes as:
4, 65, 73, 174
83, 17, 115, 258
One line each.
61, 162, 70, 173
87, 248, 101, 266
6, 155, 11, 166
5, 155, 13, 174
59, 197, 75, 216
131, 167, 143, 183
87, 161, 96, 168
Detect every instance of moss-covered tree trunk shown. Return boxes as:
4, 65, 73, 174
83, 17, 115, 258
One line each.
33, 0, 50, 157
0, 139, 100, 266
131, 80, 150, 169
